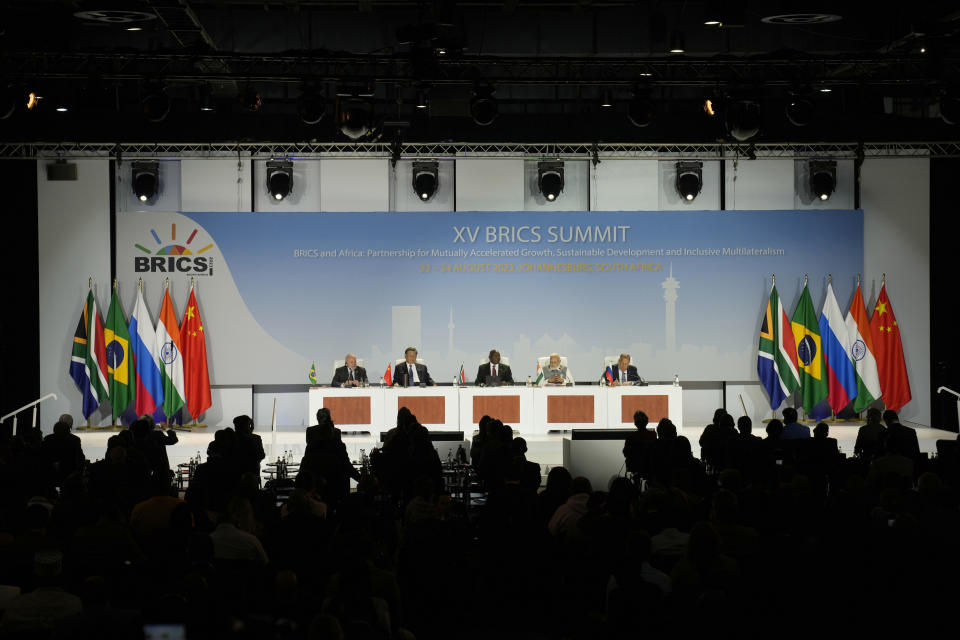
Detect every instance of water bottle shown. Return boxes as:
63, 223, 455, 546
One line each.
526, 375, 532, 387
379, 376, 385, 387
673, 374, 680, 387
453, 375, 459, 387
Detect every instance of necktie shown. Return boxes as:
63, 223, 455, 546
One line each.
493, 364, 497, 377
622, 370, 626, 382
409, 364, 414, 384
349, 369, 354, 381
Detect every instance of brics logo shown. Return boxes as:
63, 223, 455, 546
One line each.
134, 223, 214, 276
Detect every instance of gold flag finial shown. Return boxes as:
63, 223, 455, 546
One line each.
882, 273, 886, 285
138, 277, 143, 291
771, 273, 775, 285
88, 277, 92, 290
113, 277, 118, 290
804, 274, 808, 286
165, 277, 170, 289
828, 273, 832, 284
190, 276, 195, 289
857, 273, 861, 286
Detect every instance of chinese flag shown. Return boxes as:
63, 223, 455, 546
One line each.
384, 363, 392, 386
870, 284, 911, 412
180, 288, 212, 420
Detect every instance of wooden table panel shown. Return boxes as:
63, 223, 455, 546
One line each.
621, 395, 669, 423
323, 396, 371, 425
473, 395, 521, 423
547, 395, 595, 423
397, 396, 446, 424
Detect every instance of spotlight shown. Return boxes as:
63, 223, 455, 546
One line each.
669, 30, 686, 53
600, 89, 613, 108
416, 88, 429, 110
240, 84, 262, 112
785, 92, 814, 127
675, 161, 703, 202
132, 161, 159, 203
704, 99, 716, 117
939, 92, 960, 125
809, 160, 836, 201
26, 91, 41, 110
266, 160, 294, 201
198, 84, 215, 112
337, 97, 373, 140
470, 85, 498, 126
297, 86, 326, 124
0, 85, 17, 119
412, 161, 439, 201
627, 91, 654, 127
141, 86, 170, 122
726, 100, 761, 141
537, 161, 564, 202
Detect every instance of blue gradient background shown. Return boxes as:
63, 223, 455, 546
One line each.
181, 210, 863, 381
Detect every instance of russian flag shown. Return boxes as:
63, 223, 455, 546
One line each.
818, 282, 858, 415
604, 365, 615, 384
129, 287, 165, 416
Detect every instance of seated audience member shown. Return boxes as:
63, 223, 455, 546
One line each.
41, 417, 85, 486
0, 551, 82, 635
210, 496, 269, 567
506, 437, 542, 494
548, 476, 592, 541
623, 410, 656, 475
536, 466, 573, 529
882, 409, 921, 459
781, 407, 810, 439
854, 407, 886, 460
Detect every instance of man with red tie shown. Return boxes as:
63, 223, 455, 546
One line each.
475, 349, 514, 386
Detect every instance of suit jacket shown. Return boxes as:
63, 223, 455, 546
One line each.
475, 362, 514, 385
540, 364, 569, 386
605, 364, 641, 384
331, 365, 368, 387
393, 362, 434, 386
884, 422, 921, 458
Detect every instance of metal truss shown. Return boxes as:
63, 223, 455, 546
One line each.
3, 141, 960, 159
2, 51, 955, 86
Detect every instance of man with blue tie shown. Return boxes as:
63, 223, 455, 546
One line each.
610, 353, 642, 386
392, 347, 435, 386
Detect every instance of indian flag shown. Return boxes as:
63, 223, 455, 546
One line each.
845, 283, 882, 411
459, 363, 466, 384
535, 361, 543, 385
156, 287, 186, 421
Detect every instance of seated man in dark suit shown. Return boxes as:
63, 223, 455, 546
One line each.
392, 346, 435, 386
475, 349, 514, 386
331, 353, 368, 387
623, 410, 656, 474
608, 353, 642, 386
780, 407, 810, 439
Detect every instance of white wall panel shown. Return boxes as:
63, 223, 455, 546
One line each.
254, 387, 310, 430
523, 160, 590, 210
591, 159, 660, 211
455, 158, 524, 211
38, 159, 111, 429
724, 158, 795, 210
390, 159, 456, 211
203, 386, 254, 428
861, 158, 930, 425
320, 159, 389, 212
181, 158, 252, 212
658, 160, 721, 210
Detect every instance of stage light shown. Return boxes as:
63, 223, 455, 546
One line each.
297, 86, 326, 124
337, 97, 372, 140
266, 160, 294, 201
198, 84, 216, 112
537, 161, 564, 202
26, 91, 40, 110
240, 84, 262, 112
412, 161, 439, 201
141, 86, 170, 122
0, 85, 16, 120
132, 161, 159, 203
600, 89, 613, 108
675, 161, 703, 201
786, 91, 814, 127
704, 99, 716, 117
416, 88, 429, 110
470, 85, 498, 126
669, 30, 686, 53
939, 92, 960, 125
726, 100, 761, 141
809, 160, 836, 201
627, 92, 654, 127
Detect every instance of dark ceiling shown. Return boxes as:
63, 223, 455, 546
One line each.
1, 0, 959, 143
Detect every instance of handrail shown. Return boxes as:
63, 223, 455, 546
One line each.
937, 386, 960, 399
1, 393, 58, 433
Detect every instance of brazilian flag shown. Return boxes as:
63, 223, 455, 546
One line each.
791, 283, 828, 415
104, 287, 136, 423
308, 362, 318, 385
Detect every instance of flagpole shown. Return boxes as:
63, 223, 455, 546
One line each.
857, 273, 860, 287
138, 277, 143, 291
882, 273, 885, 285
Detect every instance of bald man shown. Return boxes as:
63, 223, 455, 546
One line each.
332, 354, 367, 387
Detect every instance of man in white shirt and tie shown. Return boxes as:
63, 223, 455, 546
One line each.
332, 353, 368, 387
392, 347, 435, 386
475, 349, 514, 386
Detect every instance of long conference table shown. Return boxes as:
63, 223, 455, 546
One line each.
308, 384, 683, 436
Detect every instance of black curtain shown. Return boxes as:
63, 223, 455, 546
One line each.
930, 158, 960, 431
